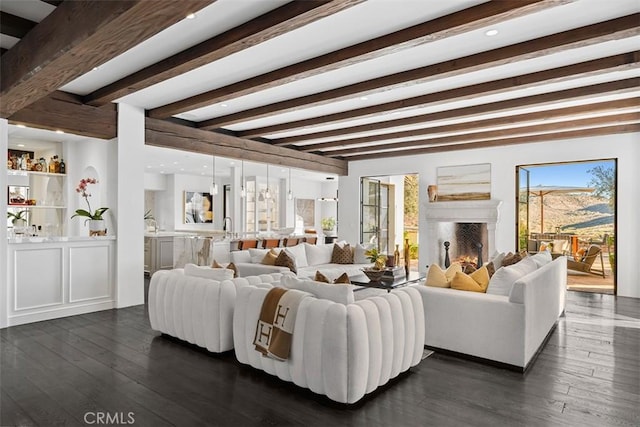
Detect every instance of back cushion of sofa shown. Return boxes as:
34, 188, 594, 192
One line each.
282, 275, 354, 304
184, 263, 234, 281
286, 243, 308, 267
486, 257, 537, 297
353, 243, 374, 264
230, 250, 251, 264
304, 243, 334, 266
530, 250, 552, 268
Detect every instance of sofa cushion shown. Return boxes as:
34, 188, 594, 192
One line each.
230, 250, 251, 264
551, 239, 569, 254
286, 243, 308, 268
450, 266, 490, 293
353, 243, 374, 264
331, 243, 353, 264
275, 250, 297, 274
425, 263, 462, 288
184, 263, 234, 281
282, 275, 354, 304
249, 248, 271, 264
530, 250, 552, 268
305, 243, 333, 266
489, 251, 507, 269
486, 257, 537, 296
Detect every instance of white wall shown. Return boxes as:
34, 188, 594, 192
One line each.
0, 119, 8, 327
340, 133, 640, 298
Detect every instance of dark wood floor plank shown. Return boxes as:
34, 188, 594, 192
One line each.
1, 291, 638, 426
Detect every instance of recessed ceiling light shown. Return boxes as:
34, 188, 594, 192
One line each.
359, 96, 369, 101
159, 164, 165, 167
56, 130, 64, 134
229, 161, 235, 166
203, 165, 208, 168
180, 168, 185, 171
146, 165, 152, 168
17, 144, 25, 147
173, 161, 179, 165
186, 13, 196, 19
485, 29, 499, 37
219, 103, 228, 108
92, 66, 99, 71
16, 124, 26, 128
160, 171, 165, 174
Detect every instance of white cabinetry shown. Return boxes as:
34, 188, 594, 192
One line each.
145, 235, 174, 275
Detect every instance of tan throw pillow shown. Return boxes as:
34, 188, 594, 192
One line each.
261, 249, 279, 265
425, 263, 462, 288
501, 252, 522, 267
212, 259, 223, 268
314, 271, 330, 283
463, 264, 477, 274
331, 243, 353, 264
450, 266, 490, 293
227, 262, 238, 278
333, 272, 351, 284
275, 250, 297, 274
486, 261, 495, 278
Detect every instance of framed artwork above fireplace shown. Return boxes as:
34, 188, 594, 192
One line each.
437, 163, 491, 201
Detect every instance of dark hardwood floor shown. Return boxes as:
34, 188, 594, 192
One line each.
1, 290, 639, 427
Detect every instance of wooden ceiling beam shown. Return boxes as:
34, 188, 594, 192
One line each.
268, 78, 640, 144
145, 118, 348, 176
8, 91, 117, 139
298, 97, 640, 152
238, 51, 639, 137
0, 0, 215, 118
0, 12, 37, 39
85, 0, 363, 107
149, 0, 564, 119
200, 13, 640, 129
328, 112, 640, 157
345, 123, 640, 161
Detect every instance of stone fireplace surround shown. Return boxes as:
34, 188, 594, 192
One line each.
425, 200, 502, 268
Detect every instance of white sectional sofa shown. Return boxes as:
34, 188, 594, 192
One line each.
415, 255, 567, 371
148, 268, 290, 353
229, 242, 373, 279
233, 277, 425, 404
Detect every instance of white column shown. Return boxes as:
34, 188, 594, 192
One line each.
1, 118, 8, 328
116, 104, 145, 308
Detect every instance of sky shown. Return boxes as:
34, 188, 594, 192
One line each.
524, 160, 614, 188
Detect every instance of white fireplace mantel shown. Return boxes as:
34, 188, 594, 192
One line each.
424, 200, 502, 267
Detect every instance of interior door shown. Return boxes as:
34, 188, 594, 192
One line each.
517, 166, 531, 251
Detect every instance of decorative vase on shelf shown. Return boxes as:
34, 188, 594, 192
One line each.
427, 185, 438, 202
89, 219, 106, 236
394, 244, 400, 267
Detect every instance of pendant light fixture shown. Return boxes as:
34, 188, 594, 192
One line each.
287, 168, 293, 200
210, 155, 218, 195
264, 163, 271, 199
240, 160, 246, 198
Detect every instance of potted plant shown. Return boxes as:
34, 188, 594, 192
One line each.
7, 210, 27, 225
364, 248, 387, 270
71, 178, 109, 236
321, 217, 336, 232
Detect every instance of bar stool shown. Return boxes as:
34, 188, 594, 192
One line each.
238, 239, 258, 250
262, 238, 281, 249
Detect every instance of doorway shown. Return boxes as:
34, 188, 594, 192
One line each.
516, 159, 616, 294
360, 174, 419, 271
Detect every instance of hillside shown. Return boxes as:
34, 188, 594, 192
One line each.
526, 193, 613, 241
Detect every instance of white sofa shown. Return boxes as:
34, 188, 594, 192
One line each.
148, 268, 290, 353
233, 279, 425, 404
229, 242, 372, 279
415, 255, 567, 371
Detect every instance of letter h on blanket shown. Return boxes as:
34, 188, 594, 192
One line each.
254, 287, 309, 361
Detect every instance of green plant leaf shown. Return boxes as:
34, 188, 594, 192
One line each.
71, 209, 92, 219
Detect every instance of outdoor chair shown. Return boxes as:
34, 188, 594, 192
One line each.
567, 244, 605, 278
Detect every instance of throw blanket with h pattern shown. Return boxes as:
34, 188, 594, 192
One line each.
253, 287, 308, 361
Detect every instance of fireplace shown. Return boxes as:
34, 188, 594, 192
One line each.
425, 200, 502, 268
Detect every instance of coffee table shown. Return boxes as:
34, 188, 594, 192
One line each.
351, 271, 425, 292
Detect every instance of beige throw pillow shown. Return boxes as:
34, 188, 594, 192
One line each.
425, 263, 462, 288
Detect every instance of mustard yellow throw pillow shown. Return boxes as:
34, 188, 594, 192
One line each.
425, 263, 462, 288
450, 266, 490, 293
261, 249, 279, 265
